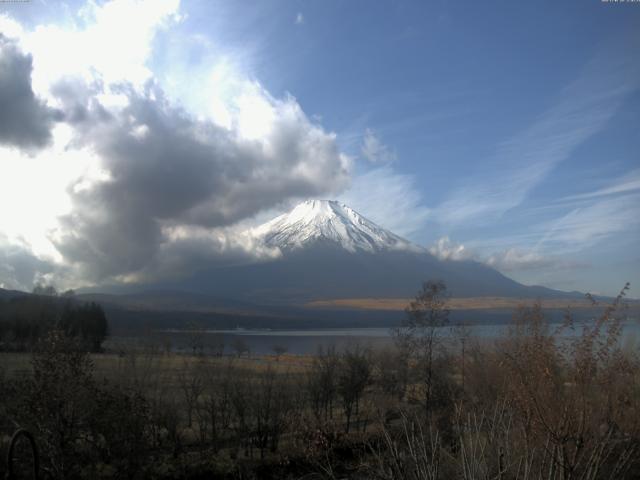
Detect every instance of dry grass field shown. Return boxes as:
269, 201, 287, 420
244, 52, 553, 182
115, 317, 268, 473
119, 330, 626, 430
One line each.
306, 296, 604, 310
0, 350, 313, 384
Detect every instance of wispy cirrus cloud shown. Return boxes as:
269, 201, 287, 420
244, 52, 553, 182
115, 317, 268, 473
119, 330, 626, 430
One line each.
435, 31, 640, 226
537, 193, 640, 251
485, 248, 587, 273
360, 128, 397, 164
428, 170, 640, 274
560, 168, 640, 202
339, 165, 430, 238
454, 189, 640, 274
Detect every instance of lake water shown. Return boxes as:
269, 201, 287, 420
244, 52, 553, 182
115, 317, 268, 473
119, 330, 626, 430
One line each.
108, 320, 640, 355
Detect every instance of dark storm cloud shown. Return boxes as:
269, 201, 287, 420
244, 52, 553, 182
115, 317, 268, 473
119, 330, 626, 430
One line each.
0, 34, 58, 150
51, 82, 349, 281
0, 237, 54, 290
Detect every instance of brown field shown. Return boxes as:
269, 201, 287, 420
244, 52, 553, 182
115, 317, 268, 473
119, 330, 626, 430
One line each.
305, 296, 604, 310
0, 351, 312, 382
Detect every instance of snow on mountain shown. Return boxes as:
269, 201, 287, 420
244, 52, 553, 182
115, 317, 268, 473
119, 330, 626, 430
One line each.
251, 200, 422, 253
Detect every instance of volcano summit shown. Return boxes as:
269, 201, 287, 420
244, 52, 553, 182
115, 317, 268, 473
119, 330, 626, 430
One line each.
252, 200, 419, 253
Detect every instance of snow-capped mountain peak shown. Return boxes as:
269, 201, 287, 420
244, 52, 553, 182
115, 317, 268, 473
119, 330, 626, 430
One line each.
252, 200, 421, 253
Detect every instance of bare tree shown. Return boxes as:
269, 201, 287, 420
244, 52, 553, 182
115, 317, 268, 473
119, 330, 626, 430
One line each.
230, 369, 253, 457
250, 367, 291, 458
376, 347, 410, 401
23, 331, 98, 478
395, 280, 450, 414
498, 284, 640, 480
178, 357, 204, 428
338, 345, 371, 433
451, 320, 471, 398
185, 321, 204, 356
196, 358, 235, 451
307, 346, 339, 422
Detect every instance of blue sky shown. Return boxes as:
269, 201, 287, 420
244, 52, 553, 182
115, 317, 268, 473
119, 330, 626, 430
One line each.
0, 0, 638, 295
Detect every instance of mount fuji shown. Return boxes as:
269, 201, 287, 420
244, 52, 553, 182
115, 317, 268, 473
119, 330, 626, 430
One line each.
252, 200, 420, 254
67, 199, 586, 331
171, 199, 566, 303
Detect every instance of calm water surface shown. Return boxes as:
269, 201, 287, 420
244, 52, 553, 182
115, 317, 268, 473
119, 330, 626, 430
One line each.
111, 320, 640, 355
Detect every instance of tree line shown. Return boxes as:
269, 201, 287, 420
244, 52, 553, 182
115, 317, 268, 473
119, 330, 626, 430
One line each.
0, 286, 108, 352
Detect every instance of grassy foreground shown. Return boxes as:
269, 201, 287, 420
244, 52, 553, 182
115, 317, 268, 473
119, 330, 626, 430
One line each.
1, 286, 639, 479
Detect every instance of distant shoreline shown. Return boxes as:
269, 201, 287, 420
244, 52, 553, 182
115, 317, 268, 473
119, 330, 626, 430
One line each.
305, 296, 632, 311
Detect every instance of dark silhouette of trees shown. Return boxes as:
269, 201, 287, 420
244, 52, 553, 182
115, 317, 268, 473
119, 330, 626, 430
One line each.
59, 301, 109, 352
0, 291, 109, 352
307, 346, 339, 422
4, 331, 151, 479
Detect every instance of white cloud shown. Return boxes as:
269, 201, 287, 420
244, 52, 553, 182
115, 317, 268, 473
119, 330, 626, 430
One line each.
424, 236, 588, 276
0, 14, 24, 39
361, 128, 396, 164
21, 0, 181, 94
0, 123, 100, 260
295, 12, 304, 25
44, 78, 350, 283
428, 236, 471, 261
0, 1, 352, 288
426, 236, 560, 271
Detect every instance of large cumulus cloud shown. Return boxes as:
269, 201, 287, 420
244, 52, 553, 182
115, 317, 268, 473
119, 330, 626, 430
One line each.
0, 1, 351, 289
0, 34, 58, 150
50, 80, 350, 282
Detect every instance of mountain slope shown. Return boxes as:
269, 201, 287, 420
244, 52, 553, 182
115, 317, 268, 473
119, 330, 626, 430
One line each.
167, 200, 572, 302
182, 246, 567, 303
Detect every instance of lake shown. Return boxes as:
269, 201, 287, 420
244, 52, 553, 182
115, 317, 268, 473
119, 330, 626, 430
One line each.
108, 319, 640, 355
